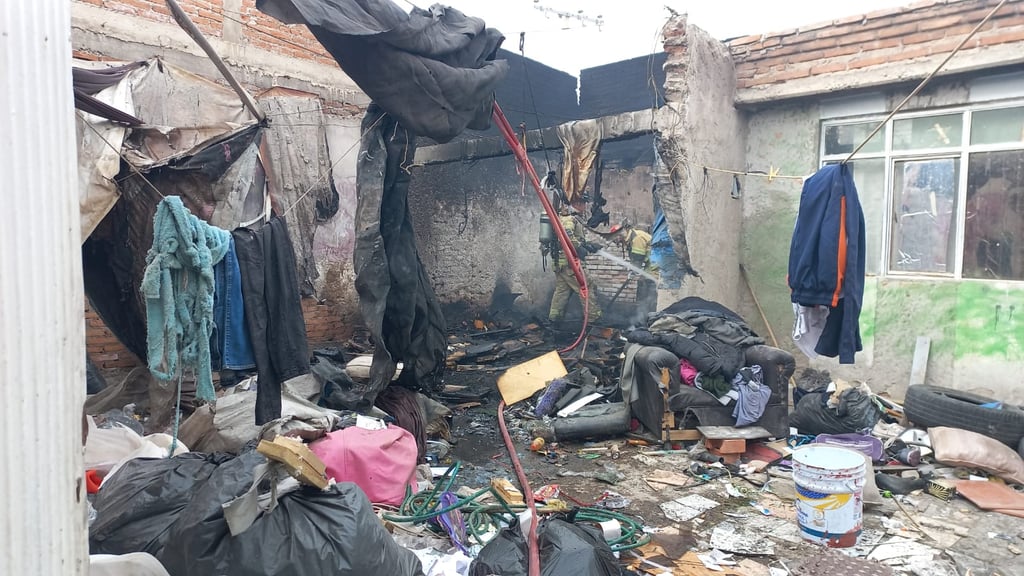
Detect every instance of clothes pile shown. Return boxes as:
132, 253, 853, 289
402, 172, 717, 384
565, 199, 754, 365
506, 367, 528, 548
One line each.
622, 297, 772, 430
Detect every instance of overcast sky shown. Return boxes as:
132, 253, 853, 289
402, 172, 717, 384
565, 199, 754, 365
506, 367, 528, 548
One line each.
428, 0, 913, 75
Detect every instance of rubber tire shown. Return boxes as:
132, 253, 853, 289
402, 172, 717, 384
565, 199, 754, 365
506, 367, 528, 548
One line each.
904, 384, 1024, 447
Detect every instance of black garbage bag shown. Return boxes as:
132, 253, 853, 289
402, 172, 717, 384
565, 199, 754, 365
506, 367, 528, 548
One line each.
469, 520, 529, 576
92, 451, 423, 576
470, 518, 620, 576
310, 347, 373, 412
789, 390, 882, 436
158, 452, 422, 576
89, 453, 233, 556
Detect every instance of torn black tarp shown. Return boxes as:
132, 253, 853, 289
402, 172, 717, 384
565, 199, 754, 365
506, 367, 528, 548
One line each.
256, 0, 508, 143
353, 105, 447, 400
73, 62, 145, 126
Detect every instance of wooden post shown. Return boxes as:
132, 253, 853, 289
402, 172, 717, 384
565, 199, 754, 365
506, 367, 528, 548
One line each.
164, 0, 267, 122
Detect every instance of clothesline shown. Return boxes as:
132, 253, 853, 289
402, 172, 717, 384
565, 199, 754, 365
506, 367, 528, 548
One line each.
699, 164, 805, 182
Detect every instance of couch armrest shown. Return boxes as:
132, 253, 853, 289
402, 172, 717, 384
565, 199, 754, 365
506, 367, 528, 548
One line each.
744, 345, 795, 404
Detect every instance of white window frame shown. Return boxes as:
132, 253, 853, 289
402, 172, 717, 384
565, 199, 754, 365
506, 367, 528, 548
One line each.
820, 99, 1024, 282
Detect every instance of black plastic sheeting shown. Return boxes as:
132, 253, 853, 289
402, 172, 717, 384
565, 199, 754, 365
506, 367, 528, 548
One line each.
470, 518, 623, 576
256, 0, 507, 143
353, 105, 448, 401
90, 451, 424, 576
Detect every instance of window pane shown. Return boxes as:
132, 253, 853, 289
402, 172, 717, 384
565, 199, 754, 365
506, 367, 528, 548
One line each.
889, 158, 960, 274
962, 150, 1024, 280
893, 114, 963, 150
827, 159, 885, 274
824, 122, 885, 156
971, 107, 1024, 145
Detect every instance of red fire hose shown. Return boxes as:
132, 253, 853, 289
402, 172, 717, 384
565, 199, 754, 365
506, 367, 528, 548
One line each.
490, 103, 589, 354
491, 102, 592, 576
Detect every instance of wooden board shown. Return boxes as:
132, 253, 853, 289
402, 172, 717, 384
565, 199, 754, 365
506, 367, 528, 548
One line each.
909, 336, 931, 386
497, 350, 567, 405
257, 437, 328, 490
697, 425, 771, 440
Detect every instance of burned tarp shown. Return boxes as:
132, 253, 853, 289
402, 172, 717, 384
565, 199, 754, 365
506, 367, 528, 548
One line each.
255, 0, 508, 143
76, 59, 148, 242
353, 105, 447, 399
85, 125, 266, 363
73, 62, 145, 126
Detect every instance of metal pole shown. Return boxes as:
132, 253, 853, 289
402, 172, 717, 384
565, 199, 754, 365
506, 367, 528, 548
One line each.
164, 0, 267, 122
0, 1, 88, 574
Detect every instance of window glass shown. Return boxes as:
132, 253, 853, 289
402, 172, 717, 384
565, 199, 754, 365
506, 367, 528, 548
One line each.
962, 150, 1024, 280
824, 122, 885, 156
893, 114, 963, 150
889, 158, 961, 274
971, 107, 1024, 146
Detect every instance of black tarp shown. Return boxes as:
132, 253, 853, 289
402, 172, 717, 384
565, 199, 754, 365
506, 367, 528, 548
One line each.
255, 0, 508, 143
256, 0, 509, 401
353, 105, 447, 398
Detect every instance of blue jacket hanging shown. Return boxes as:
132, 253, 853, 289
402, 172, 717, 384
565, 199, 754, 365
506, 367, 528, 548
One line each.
788, 163, 865, 364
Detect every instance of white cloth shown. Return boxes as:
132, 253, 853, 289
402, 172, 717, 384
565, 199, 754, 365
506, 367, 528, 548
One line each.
792, 304, 829, 359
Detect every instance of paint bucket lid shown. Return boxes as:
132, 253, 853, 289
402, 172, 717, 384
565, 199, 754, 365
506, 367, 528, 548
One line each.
793, 445, 866, 475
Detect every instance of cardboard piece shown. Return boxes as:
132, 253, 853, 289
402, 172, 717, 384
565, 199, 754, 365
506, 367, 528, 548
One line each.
257, 436, 328, 489
497, 350, 567, 405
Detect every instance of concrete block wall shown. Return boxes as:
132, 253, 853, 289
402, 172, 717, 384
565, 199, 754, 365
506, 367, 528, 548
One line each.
728, 0, 1024, 101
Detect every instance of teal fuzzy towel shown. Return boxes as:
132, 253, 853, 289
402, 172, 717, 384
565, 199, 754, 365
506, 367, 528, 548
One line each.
142, 196, 231, 403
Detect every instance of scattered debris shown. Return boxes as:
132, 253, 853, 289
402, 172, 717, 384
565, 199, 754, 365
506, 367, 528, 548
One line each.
660, 494, 720, 523
710, 521, 777, 556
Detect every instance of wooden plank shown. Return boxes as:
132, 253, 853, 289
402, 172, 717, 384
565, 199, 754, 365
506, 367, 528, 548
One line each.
909, 336, 931, 386
257, 437, 328, 490
697, 425, 771, 440
496, 350, 566, 405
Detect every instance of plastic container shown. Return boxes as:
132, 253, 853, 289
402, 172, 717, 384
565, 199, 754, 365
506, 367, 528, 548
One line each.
792, 445, 866, 548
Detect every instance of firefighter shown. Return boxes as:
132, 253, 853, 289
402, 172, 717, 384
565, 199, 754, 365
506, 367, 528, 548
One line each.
610, 219, 656, 272
610, 219, 659, 314
546, 205, 602, 323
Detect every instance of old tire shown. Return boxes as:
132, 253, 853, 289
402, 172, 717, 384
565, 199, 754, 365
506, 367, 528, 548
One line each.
904, 384, 1024, 447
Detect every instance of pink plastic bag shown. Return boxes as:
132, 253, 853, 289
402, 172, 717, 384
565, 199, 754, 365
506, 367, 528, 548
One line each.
309, 424, 418, 506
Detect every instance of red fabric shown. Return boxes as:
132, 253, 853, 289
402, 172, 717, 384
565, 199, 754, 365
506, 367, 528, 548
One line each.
309, 424, 418, 506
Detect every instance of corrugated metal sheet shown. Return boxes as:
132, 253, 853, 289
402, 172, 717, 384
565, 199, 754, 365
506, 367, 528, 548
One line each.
0, 1, 89, 574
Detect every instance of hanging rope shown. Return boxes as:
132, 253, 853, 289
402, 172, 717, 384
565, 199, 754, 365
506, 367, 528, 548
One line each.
842, 0, 1010, 164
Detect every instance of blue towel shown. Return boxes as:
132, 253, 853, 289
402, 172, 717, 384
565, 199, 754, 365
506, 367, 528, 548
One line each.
141, 196, 231, 402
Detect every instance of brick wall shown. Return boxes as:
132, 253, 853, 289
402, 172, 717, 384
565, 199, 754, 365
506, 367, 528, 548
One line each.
728, 0, 1024, 90
75, 0, 336, 66
86, 303, 142, 370
86, 298, 350, 370
583, 258, 638, 303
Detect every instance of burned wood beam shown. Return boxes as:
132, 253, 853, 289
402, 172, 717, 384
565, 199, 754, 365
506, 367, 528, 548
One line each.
414, 108, 666, 166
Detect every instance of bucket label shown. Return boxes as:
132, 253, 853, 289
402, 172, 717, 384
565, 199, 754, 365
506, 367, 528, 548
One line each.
795, 484, 863, 548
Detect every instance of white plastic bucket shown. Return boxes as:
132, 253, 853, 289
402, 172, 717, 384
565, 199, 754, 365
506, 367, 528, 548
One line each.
792, 445, 866, 548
